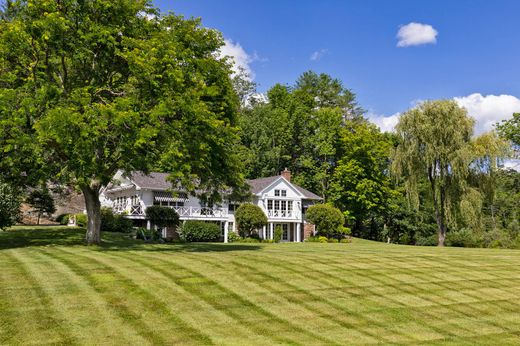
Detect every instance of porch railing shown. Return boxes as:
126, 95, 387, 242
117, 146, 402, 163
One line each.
267, 210, 301, 219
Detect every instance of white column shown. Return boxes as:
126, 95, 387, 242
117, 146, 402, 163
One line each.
224, 221, 229, 243
296, 223, 301, 242
270, 223, 274, 240
262, 225, 266, 240
146, 220, 151, 230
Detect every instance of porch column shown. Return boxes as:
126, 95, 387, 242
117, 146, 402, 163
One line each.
296, 223, 301, 242
146, 220, 151, 230
224, 221, 229, 243
270, 223, 274, 240
262, 225, 266, 240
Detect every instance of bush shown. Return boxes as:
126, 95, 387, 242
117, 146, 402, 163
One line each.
305, 204, 344, 239
101, 207, 133, 233
318, 236, 328, 243
262, 239, 275, 243
0, 181, 21, 230
75, 214, 87, 227
340, 238, 352, 243
226, 231, 241, 243
135, 227, 161, 241
145, 206, 180, 229
236, 237, 260, 243
305, 236, 320, 242
327, 238, 339, 243
415, 234, 438, 246
234, 204, 267, 237
56, 213, 70, 225
274, 226, 282, 243
181, 221, 221, 242
446, 229, 481, 248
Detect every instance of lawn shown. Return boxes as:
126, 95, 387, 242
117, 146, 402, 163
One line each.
1, 227, 520, 345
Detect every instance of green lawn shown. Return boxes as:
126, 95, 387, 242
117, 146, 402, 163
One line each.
1, 227, 520, 345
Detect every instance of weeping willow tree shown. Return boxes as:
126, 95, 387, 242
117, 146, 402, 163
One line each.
392, 100, 474, 246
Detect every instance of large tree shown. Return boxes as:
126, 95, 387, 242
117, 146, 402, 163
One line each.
392, 100, 474, 246
0, 1, 245, 244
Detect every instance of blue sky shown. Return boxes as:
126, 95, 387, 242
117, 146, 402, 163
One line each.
157, 0, 520, 134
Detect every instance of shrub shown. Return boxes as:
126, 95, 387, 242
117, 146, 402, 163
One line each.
75, 214, 87, 227
340, 238, 352, 243
135, 227, 161, 241
101, 207, 133, 233
56, 213, 70, 225
234, 204, 267, 237
415, 234, 438, 246
226, 231, 241, 243
0, 181, 21, 230
262, 239, 275, 243
181, 221, 221, 242
327, 238, 339, 243
305, 236, 320, 242
145, 206, 180, 230
305, 204, 344, 239
318, 236, 328, 243
274, 226, 282, 243
446, 229, 481, 248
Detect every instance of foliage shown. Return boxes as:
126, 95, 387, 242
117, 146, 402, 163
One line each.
274, 226, 282, 243
327, 238, 339, 243
497, 112, 520, 149
0, 0, 245, 244
305, 204, 344, 239
181, 221, 221, 242
26, 187, 56, 224
234, 204, 267, 237
235, 237, 261, 243
445, 229, 481, 248
75, 214, 87, 228
56, 213, 70, 225
145, 206, 180, 230
392, 100, 475, 246
135, 227, 161, 242
0, 180, 21, 230
101, 207, 133, 233
226, 231, 241, 243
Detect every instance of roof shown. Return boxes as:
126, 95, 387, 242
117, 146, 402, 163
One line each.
247, 175, 322, 200
108, 171, 322, 200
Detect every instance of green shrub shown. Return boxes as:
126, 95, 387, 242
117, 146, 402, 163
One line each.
340, 238, 352, 243
415, 234, 438, 246
305, 236, 320, 242
446, 229, 481, 248
262, 239, 275, 243
181, 221, 221, 242
274, 226, 282, 243
145, 206, 180, 229
226, 231, 241, 243
318, 236, 328, 243
56, 213, 70, 225
305, 204, 344, 239
101, 207, 133, 233
135, 227, 161, 241
235, 204, 267, 237
327, 238, 339, 243
75, 214, 87, 227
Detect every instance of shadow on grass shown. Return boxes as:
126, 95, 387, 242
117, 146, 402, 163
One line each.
0, 226, 261, 252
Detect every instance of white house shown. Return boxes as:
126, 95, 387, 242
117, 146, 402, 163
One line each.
100, 169, 322, 242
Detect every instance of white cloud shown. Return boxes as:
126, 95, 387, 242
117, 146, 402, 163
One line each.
310, 49, 328, 61
219, 39, 255, 80
454, 93, 520, 134
368, 112, 401, 133
396, 22, 438, 47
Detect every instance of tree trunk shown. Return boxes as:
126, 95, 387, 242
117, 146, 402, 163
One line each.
37, 213, 41, 225
429, 166, 446, 247
81, 185, 102, 245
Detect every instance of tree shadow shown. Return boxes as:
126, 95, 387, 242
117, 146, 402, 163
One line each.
0, 226, 261, 252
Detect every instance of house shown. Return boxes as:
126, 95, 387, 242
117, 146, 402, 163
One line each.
100, 169, 322, 242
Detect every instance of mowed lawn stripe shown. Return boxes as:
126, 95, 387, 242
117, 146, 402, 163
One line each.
44, 247, 213, 345
115, 249, 337, 345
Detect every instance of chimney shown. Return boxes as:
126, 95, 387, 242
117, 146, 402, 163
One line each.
281, 168, 291, 182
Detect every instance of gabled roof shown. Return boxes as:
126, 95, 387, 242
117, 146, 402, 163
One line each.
247, 175, 322, 200
106, 171, 322, 200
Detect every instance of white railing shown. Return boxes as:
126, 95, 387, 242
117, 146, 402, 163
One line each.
267, 210, 301, 219
173, 206, 228, 218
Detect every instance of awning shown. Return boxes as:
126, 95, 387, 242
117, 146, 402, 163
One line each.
153, 191, 188, 203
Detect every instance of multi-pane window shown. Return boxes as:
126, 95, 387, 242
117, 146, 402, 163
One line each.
268, 199, 293, 217
274, 189, 287, 197
267, 200, 273, 210
228, 203, 239, 213
281, 190, 287, 197
153, 200, 185, 207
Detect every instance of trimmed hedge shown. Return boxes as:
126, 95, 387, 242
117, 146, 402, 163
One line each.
101, 207, 133, 233
181, 221, 221, 242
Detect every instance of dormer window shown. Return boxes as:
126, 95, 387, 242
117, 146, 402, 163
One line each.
274, 189, 287, 197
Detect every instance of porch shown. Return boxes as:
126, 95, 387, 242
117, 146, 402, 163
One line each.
262, 222, 302, 242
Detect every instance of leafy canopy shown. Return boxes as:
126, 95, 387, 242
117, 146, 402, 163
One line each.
234, 203, 267, 237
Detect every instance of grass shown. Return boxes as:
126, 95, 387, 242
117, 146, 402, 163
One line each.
1, 227, 520, 345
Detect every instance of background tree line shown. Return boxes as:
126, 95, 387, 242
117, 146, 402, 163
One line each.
235, 71, 520, 247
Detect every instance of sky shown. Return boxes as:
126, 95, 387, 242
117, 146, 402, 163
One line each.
156, 0, 520, 137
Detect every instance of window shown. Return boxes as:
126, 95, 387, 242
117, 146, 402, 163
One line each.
228, 203, 239, 213
274, 189, 287, 197
131, 195, 139, 206
281, 190, 287, 197
153, 200, 184, 208
274, 189, 280, 196
267, 200, 273, 210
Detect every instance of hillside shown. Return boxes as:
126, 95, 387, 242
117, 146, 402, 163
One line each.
1, 227, 519, 345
